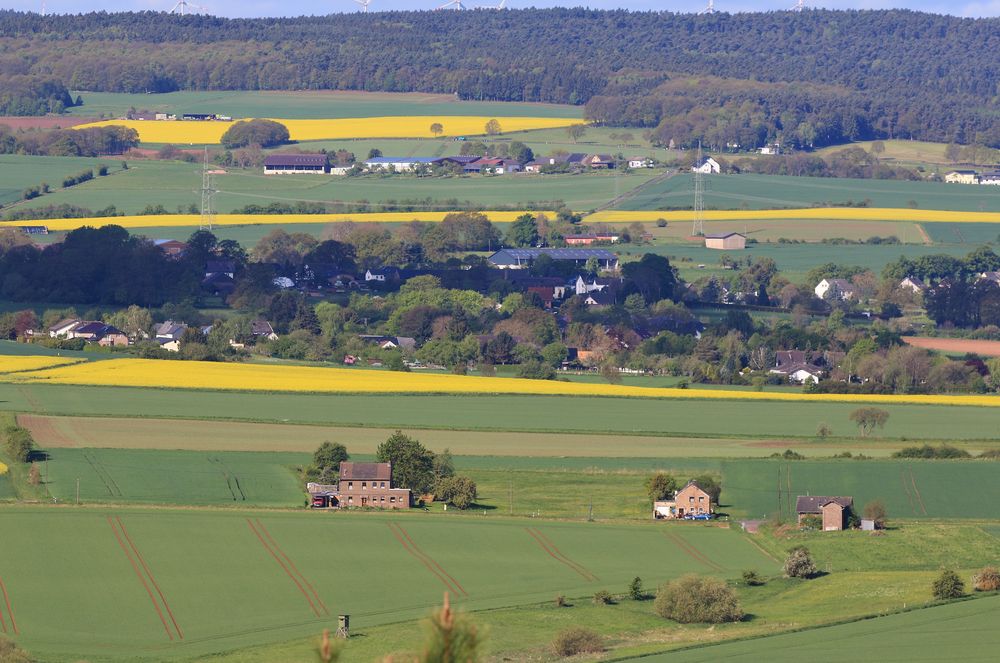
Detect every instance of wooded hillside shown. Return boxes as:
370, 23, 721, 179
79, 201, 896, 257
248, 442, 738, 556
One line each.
0, 9, 997, 147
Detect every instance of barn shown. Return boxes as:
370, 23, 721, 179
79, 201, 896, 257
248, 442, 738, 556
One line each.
704, 232, 746, 250
263, 154, 328, 175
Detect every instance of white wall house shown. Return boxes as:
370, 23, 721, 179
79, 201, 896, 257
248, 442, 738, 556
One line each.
692, 157, 721, 174
815, 278, 856, 301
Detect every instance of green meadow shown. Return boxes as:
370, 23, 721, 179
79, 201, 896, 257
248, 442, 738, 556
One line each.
0, 154, 126, 206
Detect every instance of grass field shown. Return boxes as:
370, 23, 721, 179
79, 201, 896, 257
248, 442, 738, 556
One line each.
637, 594, 1000, 663
66, 90, 583, 120
610, 173, 1000, 212
0, 154, 125, 206
6, 156, 650, 217
77, 116, 579, 144
3, 383, 1000, 440
721, 458, 1000, 520
0, 508, 773, 661
640, 217, 927, 244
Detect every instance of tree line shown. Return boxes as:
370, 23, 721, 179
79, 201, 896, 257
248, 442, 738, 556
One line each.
0, 10, 998, 146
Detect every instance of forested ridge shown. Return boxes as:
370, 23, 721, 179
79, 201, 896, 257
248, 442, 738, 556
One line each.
1, 9, 998, 147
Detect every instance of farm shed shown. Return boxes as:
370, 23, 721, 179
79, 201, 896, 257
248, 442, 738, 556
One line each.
263, 154, 328, 175
703, 232, 746, 250
796, 495, 853, 531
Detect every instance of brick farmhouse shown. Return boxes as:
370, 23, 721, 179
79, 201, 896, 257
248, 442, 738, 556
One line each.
308, 461, 411, 509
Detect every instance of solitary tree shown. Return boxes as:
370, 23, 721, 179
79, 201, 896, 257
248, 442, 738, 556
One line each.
430, 122, 444, 137
932, 569, 965, 600
628, 576, 645, 600
783, 546, 818, 579
849, 407, 890, 436
313, 442, 349, 480
376, 431, 436, 494
653, 575, 744, 623
566, 124, 587, 142
484, 119, 502, 136
644, 472, 677, 501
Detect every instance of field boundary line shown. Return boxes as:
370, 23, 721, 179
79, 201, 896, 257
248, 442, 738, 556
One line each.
115, 516, 184, 639
908, 469, 928, 516
247, 518, 322, 617
394, 523, 467, 596
664, 530, 724, 572
107, 516, 174, 640
254, 519, 328, 615
525, 527, 597, 581
0, 577, 13, 634
387, 522, 464, 596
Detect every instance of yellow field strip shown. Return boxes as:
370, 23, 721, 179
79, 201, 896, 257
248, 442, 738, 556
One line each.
4, 357, 1000, 407
75, 116, 578, 143
586, 208, 1000, 224
0, 356, 83, 374
3, 211, 551, 232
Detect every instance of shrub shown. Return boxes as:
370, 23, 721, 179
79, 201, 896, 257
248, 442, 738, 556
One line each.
645, 472, 677, 501
816, 422, 832, 437
741, 569, 765, 586
3, 425, 34, 463
798, 514, 822, 530
592, 589, 613, 605
554, 594, 566, 607
0, 636, 33, 663
783, 546, 818, 579
654, 575, 743, 624
973, 566, 1000, 592
628, 576, 645, 600
552, 628, 603, 657
932, 569, 965, 600
892, 444, 971, 459
862, 500, 888, 528
436, 475, 477, 510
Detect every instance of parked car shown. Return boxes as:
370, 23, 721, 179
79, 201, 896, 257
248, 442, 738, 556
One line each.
684, 513, 714, 520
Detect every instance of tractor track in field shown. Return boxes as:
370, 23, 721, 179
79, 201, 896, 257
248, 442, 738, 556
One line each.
208, 456, 246, 501
900, 469, 918, 516
388, 522, 467, 596
84, 451, 123, 497
525, 527, 597, 582
114, 516, 183, 639
108, 516, 180, 640
0, 576, 17, 635
664, 530, 725, 572
253, 519, 327, 615
908, 469, 928, 516
247, 518, 325, 617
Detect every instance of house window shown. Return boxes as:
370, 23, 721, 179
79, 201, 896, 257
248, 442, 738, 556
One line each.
348, 496, 353, 504
698, 496, 704, 502
689, 496, 694, 502
390, 496, 396, 503
362, 482, 367, 490
381, 482, 386, 488
348, 481, 353, 490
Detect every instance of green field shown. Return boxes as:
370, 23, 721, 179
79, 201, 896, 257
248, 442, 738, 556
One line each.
635, 594, 1000, 663
721, 458, 1000, 520
4, 383, 1000, 441
616, 173, 1000, 212
7, 156, 653, 217
0, 154, 125, 206
66, 90, 583, 120
0, 508, 773, 661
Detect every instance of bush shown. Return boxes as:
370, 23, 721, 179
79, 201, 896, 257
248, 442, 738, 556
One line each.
741, 569, 765, 586
436, 475, 477, 509
654, 574, 743, 623
973, 566, 1000, 592
783, 546, 818, 579
892, 444, 971, 459
798, 514, 822, 530
2, 425, 34, 463
552, 628, 603, 657
932, 569, 965, 600
628, 576, 645, 600
862, 499, 888, 528
644, 472, 677, 501
592, 589, 613, 605
0, 636, 33, 663
554, 594, 566, 607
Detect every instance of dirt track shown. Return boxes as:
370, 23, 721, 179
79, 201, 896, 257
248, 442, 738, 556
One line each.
903, 336, 1000, 357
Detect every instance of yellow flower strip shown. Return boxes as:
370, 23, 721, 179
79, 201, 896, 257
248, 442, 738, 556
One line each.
0, 461, 7, 475
0, 356, 83, 374
5, 357, 1000, 407
586, 208, 1000, 224
74, 116, 578, 144
6, 211, 553, 232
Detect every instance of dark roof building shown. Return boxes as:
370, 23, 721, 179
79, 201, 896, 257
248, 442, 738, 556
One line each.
795, 495, 853, 514
339, 462, 393, 481
488, 248, 619, 271
264, 154, 327, 174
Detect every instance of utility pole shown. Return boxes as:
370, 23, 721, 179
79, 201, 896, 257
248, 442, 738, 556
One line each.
200, 146, 215, 231
692, 141, 705, 237
76, 478, 80, 505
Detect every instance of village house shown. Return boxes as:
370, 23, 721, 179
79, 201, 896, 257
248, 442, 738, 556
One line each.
944, 170, 978, 184
704, 232, 746, 250
582, 290, 615, 308
463, 157, 522, 174
564, 233, 620, 246
263, 154, 328, 175
573, 275, 618, 296
627, 157, 654, 169
364, 266, 401, 283
488, 248, 619, 271
583, 154, 615, 169
692, 157, 721, 174
899, 275, 928, 294
358, 334, 417, 351
758, 144, 781, 155
364, 157, 440, 172
154, 320, 187, 352
770, 349, 844, 384
814, 278, 856, 301
653, 480, 714, 520
153, 239, 188, 258
308, 461, 411, 509
251, 319, 279, 341
796, 495, 853, 531
979, 170, 1000, 185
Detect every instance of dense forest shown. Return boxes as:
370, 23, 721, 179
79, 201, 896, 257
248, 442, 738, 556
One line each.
0, 9, 998, 147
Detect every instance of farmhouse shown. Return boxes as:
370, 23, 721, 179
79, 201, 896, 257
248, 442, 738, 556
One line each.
899, 276, 928, 293
263, 154, 328, 175
564, 233, 619, 245
796, 495, 853, 531
364, 157, 439, 172
944, 170, 978, 184
584, 154, 615, 169
704, 232, 746, 250
692, 157, 721, 174
627, 157, 653, 169
18, 225, 48, 235
653, 480, 714, 520
308, 461, 411, 509
980, 170, 1000, 185
463, 157, 522, 174
815, 278, 856, 301
770, 349, 843, 384
488, 248, 619, 271
365, 266, 401, 283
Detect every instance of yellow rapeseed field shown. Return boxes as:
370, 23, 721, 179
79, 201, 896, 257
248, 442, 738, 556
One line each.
14, 211, 551, 232
586, 208, 1000, 224
0, 356, 82, 374
0, 461, 7, 475
4, 357, 1000, 407
75, 116, 577, 144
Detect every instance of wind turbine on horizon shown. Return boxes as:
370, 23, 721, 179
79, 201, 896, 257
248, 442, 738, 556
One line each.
355, 0, 373, 12
792, 0, 805, 11
170, 0, 205, 15
699, 0, 715, 15
438, 0, 465, 9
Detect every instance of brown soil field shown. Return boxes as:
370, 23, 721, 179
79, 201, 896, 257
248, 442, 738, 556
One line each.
0, 116, 97, 129
16, 414, 923, 458
903, 336, 1000, 357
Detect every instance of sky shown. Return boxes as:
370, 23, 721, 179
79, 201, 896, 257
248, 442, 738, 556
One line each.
0, 0, 997, 19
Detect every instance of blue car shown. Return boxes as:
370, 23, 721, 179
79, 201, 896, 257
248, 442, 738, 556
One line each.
684, 513, 714, 521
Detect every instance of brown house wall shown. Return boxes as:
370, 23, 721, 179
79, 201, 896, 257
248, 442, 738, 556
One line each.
338, 478, 410, 509
674, 484, 712, 516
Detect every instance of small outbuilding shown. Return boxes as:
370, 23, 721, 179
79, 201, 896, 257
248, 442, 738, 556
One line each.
704, 232, 746, 250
